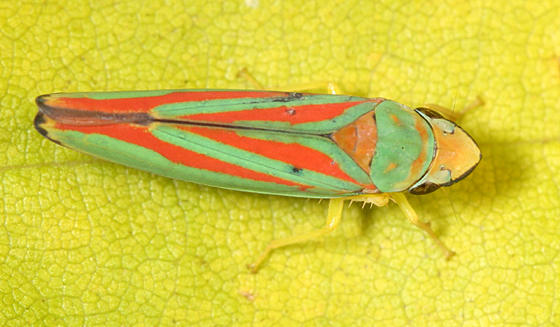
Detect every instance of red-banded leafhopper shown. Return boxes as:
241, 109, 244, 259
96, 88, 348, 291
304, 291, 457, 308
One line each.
34, 89, 481, 272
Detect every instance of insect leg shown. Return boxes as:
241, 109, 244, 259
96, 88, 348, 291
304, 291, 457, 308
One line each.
343, 193, 391, 207
237, 68, 342, 94
247, 198, 345, 273
389, 193, 456, 259
421, 96, 484, 122
236, 68, 266, 89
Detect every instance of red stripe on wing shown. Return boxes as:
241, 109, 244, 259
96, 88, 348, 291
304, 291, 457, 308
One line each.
180, 101, 367, 125
47, 91, 289, 113
54, 122, 309, 189
183, 126, 365, 186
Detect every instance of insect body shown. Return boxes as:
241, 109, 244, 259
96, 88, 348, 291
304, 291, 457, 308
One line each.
34, 90, 481, 271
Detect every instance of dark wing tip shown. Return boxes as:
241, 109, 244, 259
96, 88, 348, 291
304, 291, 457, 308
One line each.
33, 111, 63, 146
33, 111, 48, 137
35, 94, 51, 110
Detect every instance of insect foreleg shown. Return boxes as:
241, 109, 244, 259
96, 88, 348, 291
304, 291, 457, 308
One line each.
389, 193, 455, 259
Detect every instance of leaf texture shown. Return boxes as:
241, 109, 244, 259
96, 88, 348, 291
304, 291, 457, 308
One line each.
1, 0, 559, 325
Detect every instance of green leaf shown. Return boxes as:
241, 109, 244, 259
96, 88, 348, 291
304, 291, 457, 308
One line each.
2, 0, 559, 325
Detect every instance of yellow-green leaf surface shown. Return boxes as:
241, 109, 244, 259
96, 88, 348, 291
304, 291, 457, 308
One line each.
2, 0, 560, 325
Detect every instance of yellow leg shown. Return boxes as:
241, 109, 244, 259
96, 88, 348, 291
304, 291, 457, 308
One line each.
248, 192, 454, 272
237, 68, 343, 94
237, 68, 266, 90
421, 96, 485, 122
389, 193, 455, 259
248, 194, 393, 273
248, 198, 345, 273
346, 193, 454, 259
342, 193, 391, 207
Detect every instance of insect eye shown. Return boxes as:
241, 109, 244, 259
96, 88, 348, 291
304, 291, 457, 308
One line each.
409, 182, 441, 195
415, 107, 444, 119
433, 118, 455, 135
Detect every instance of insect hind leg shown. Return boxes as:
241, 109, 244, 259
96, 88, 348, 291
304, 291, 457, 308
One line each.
237, 68, 343, 94
247, 192, 455, 272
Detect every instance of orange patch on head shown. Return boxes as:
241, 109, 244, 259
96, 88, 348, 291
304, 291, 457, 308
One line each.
384, 162, 398, 173
430, 123, 481, 182
418, 118, 481, 189
390, 114, 401, 125
408, 119, 431, 176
